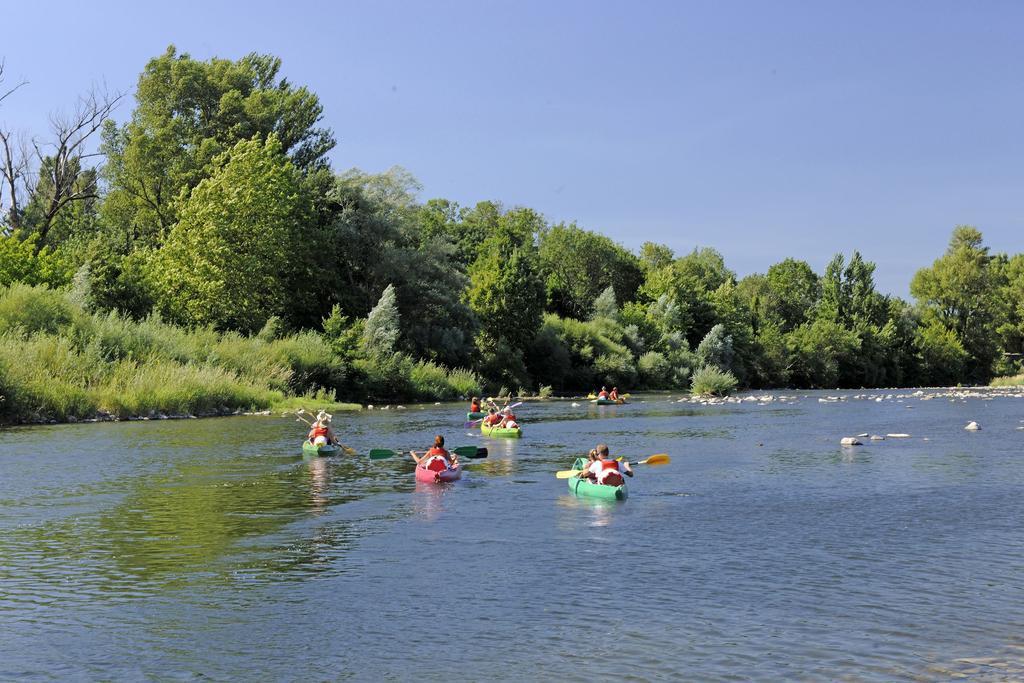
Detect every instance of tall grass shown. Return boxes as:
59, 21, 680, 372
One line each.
0, 284, 480, 424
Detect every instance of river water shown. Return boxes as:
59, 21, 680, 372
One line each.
2, 390, 1024, 681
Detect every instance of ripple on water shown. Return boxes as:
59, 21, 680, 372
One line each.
3, 394, 1024, 679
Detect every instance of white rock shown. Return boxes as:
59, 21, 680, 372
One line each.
886, 433, 911, 438
870, 435, 885, 440
965, 421, 981, 431
857, 433, 869, 437
840, 437, 863, 446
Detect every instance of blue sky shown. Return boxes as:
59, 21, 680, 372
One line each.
2, 0, 1021, 294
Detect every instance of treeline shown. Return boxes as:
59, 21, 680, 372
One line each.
0, 47, 1021, 421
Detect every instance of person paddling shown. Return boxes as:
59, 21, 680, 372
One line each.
609, 387, 619, 401
470, 396, 482, 414
411, 435, 458, 472
482, 408, 502, 427
582, 444, 632, 486
307, 411, 339, 446
597, 386, 609, 400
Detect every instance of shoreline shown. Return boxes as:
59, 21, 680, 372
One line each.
6, 385, 1023, 429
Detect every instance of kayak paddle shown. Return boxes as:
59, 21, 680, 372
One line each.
369, 446, 487, 460
555, 453, 670, 478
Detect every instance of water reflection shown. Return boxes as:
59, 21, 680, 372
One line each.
305, 456, 329, 515
555, 494, 620, 527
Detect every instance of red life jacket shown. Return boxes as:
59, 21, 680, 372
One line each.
484, 414, 500, 426
598, 391, 608, 399
471, 402, 481, 412
311, 425, 329, 438
425, 447, 450, 471
599, 459, 624, 486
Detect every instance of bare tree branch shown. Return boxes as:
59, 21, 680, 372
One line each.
0, 60, 29, 104
28, 84, 125, 246
0, 60, 30, 228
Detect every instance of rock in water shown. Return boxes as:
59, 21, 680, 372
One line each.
870, 435, 885, 440
840, 437, 863, 446
965, 421, 981, 431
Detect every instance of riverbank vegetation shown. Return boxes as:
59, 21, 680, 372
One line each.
1, 47, 1022, 422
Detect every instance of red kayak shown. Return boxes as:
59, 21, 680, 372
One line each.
415, 463, 462, 484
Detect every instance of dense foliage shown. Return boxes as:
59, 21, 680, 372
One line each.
1, 47, 1022, 421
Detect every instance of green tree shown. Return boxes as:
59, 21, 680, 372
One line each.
591, 285, 618, 321
764, 258, 819, 331
362, 283, 400, 355
467, 228, 545, 354
910, 226, 1001, 382
319, 169, 477, 366
696, 323, 734, 372
785, 319, 860, 388
151, 135, 306, 332
537, 223, 643, 319
915, 319, 967, 385
640, 247, 733, 347
639, 241, 674, 271
102, 46, 334, 244
993, 254, 1024, 376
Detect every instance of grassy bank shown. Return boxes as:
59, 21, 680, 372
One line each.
0, 284, 481, 425
990, 374, 1024, 387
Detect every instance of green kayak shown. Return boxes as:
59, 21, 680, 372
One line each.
591, 397, 627, 405
480, 423, 522, 438
566, 457, 627, 500
467, 411, 486, 420
302, 441, 341, 457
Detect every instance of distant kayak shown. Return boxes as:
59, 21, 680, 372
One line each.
565, 457, 627, 500
415, 463, 462, 483
481, 424, 522, 438
302, 441, 341, 457
591, 397, 627, 405
467, 411, 486, 420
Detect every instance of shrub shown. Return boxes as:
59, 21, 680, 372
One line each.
691, 365, 738, 396
447, 368, 483, 399
0, 283, 77, 335
594, 350, 637, 387
268, 332, 347, 394
637, 351, 672, 388
356, 353, 414, 401
410, 359, 451, 399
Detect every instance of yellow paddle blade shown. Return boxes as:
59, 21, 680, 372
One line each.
641, 453, 670, 466
555, 469, 585, 479
341, 445, 356, 456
